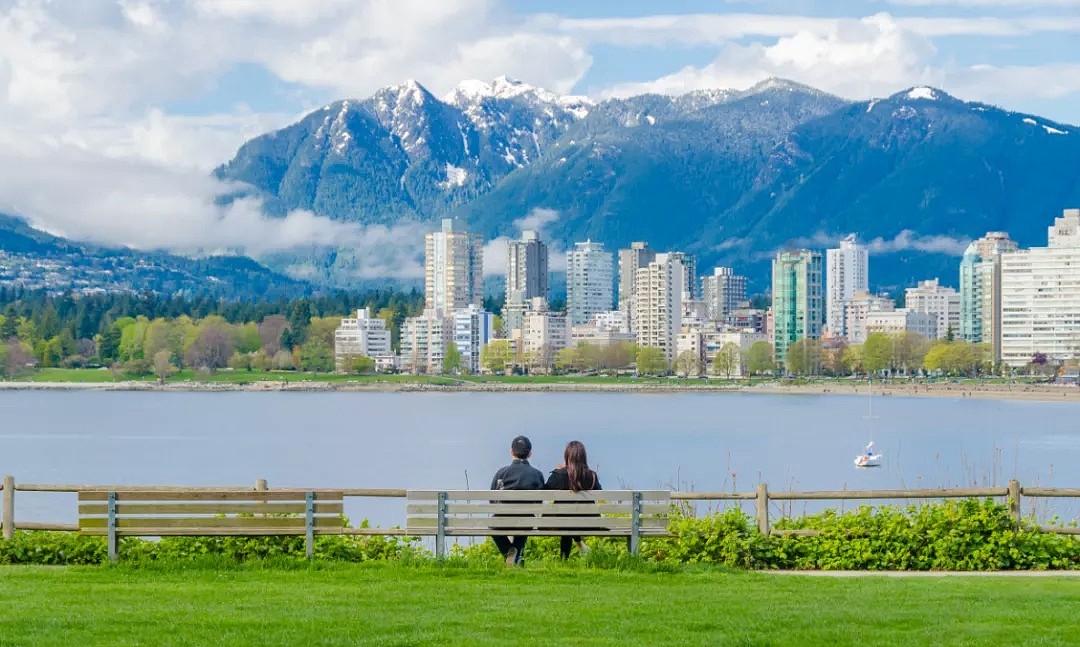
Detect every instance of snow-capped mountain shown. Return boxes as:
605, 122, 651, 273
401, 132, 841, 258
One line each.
217, 78, 1080, 289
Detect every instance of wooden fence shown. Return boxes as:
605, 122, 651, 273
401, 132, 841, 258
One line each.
2, 475, 1079, 540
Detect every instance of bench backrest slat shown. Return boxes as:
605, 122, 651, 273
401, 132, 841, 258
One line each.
407, 489, 668, 502
405, 489, 671, 555
77, 489, 345, 560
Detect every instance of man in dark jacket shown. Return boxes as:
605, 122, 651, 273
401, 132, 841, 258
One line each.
490, 435, 545, 566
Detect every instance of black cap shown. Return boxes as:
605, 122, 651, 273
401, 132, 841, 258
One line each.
511, 435, 532, 459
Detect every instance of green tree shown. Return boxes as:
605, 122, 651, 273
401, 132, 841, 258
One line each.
236, 323, 263, 354
152, 349, 176, 383
306, 316, 341, 347
862, 333, 893, 373
636, 346, 667, 376
350, 355, 376, 375
785, 339, 822, 376
712, 342, 741, 378
442, 342, 462, 374
746, 341, 775, 376
480, 340, 512, 374
227, 352, 252, 371
299, 341, 333, 373
674, 350, 701, 377
555, 346, 580, 373
118, 316, 149, 361
841, 344, 863, 375
892, 332, 929, 375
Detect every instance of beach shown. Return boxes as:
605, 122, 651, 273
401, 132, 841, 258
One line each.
1, 378, 1076, 402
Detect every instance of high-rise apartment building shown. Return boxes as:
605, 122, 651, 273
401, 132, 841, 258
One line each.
333, 308, 393, 371
825, 234, 868, 337
635, 253, 685, 365
1001, 209, 1080, 367
424, 219, 483, 315
567, 240, 613, 326
904, 279, 961, 340
702, 267, 747, 321
453, 305, 496, 374
503, 230, 549, 335
669, 252, 698, 300
772, 250, 824, 363
959, 231, 1018, 359
617, 242, 656, 329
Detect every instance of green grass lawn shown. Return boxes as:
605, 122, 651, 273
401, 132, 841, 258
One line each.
1, 562, 1077, 646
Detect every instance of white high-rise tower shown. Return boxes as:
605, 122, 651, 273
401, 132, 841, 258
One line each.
424, 219, 483, 315
567, 241, 614, 326
825, 234, 868, 337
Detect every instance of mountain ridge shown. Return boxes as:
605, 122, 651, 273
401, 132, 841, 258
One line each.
213, 77, 1078, 290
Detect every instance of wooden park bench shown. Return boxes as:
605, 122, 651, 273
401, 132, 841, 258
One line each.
78, 489, 345, 561
406, 489, 671, 557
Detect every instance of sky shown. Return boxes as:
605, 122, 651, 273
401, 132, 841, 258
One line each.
0, 0, 1077, 257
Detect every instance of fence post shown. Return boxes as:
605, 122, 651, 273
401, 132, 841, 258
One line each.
756, 483, 769, 536
2, 475, 13, 539
435, 491, 447, 559
1008, 479, 1021, 528
107, 491, 118, 562
305, 491, 315, 559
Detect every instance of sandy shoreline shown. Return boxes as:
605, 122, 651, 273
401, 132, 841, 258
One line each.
1, 379, 1077, 402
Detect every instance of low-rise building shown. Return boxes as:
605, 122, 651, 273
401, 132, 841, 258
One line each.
905, 279, 960, 340
333, 308, 392, 371
844, 291, 895, 343
521, 299, 571, 366
865, 309, 937, 339
400, 310, 452, 374
453, 305, 496, 374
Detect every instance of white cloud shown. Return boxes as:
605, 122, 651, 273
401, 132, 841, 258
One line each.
769, 230, 971, 260
889, 0, 1080, 6
0, 143, 362, 256
560, 12, 1080, 46
482, 208, 566, 276
603, 14, 939, 101
866, 230, 972, 256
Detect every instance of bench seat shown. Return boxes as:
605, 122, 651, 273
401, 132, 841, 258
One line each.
406, 489, 670, 556
78, 489, 344, 561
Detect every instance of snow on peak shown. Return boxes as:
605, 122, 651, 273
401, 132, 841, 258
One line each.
438, 163, 468, 190
906, 87, 938, 101
446, 76, 592, 116
1021, 117, 1069, 135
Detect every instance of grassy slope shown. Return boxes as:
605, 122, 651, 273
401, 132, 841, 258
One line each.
1, 563, 1078, 646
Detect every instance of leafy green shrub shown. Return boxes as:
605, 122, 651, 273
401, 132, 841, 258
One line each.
1, 502, 1077, 570
772, 499, 1080, 570
0, 531, 107, 565
642, 507, 770, 568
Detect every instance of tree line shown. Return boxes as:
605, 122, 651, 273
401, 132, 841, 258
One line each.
0, 288, 424, 378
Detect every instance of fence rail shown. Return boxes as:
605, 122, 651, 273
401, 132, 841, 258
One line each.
2, 475, 1078, 540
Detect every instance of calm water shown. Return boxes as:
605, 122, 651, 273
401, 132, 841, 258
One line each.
2, 391, 1078, 526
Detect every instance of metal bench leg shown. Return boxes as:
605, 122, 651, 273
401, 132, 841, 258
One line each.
436, 492, 447, 559
107, 491, 118, 563
305, 491, 314, 559
629, 491, 642, 556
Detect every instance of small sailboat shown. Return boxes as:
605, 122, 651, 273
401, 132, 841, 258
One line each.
854, 379, 883, 468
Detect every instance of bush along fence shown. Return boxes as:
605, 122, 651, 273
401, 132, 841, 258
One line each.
1, 475, 1077, 569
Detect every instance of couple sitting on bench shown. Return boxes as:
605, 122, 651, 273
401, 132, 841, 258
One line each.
490, 435, 602, 566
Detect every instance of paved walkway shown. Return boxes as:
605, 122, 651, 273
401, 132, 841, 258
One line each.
762, 570, 1080, 577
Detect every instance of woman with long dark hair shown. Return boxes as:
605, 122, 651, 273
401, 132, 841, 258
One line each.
544, 440, 602, 558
